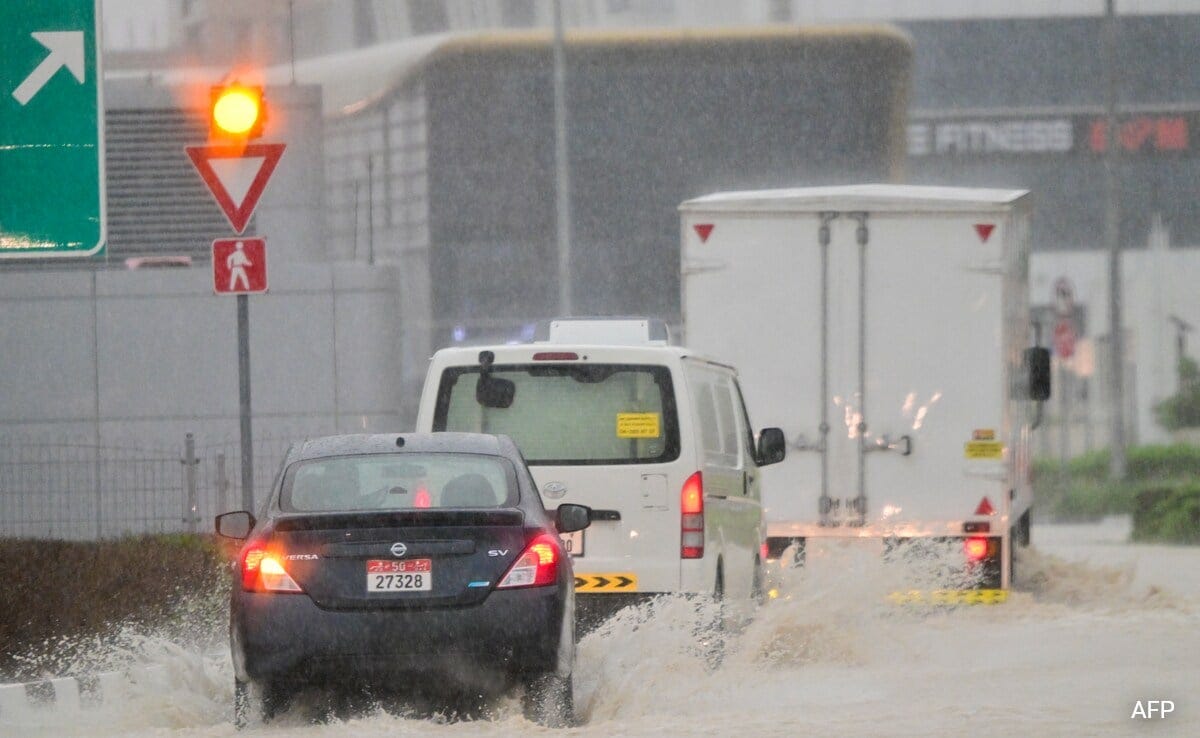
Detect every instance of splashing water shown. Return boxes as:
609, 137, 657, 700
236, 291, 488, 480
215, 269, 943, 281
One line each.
3, 521, 1197, 737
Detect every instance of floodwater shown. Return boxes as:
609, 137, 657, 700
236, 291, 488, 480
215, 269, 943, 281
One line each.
2, 517, 1196, 737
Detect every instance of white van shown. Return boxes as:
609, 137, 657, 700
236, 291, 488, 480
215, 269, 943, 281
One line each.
415, 318, 786, 610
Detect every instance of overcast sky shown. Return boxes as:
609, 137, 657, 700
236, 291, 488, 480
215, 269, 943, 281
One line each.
98, 0, 1200, 52
102, 0, 172, 51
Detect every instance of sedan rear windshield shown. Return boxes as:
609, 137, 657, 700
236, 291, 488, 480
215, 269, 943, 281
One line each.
432, 364, 680, 465
281, 453, 516, 512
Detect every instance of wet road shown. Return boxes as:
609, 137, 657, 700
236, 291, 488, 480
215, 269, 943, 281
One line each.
2, 517, 1196, 737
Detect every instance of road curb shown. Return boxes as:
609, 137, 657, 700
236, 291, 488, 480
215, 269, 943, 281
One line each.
0, 664, 167, 718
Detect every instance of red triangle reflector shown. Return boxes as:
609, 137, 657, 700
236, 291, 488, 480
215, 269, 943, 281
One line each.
975, 497, 995, 516
974, 223, 995, 243
694, 223, 714, 243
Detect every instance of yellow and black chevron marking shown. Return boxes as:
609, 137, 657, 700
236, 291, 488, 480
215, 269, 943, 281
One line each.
887, 589, 1009, 605
574, 573, 638, 592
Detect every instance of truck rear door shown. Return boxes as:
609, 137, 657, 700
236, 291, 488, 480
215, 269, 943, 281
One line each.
682, 214, 825, 529
684, 208, 1010, 533
855, 212, 1010, 530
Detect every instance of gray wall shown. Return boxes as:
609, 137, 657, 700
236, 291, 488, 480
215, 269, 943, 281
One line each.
0, 262, 405, 450
0, 79, 418, 538
103, 81, 327, 263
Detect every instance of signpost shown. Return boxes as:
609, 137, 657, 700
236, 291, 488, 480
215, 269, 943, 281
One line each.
0, 0, 104, 258
188, 141, 284, 513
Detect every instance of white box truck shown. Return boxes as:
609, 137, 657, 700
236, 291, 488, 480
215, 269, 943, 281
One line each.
679, 185, 1051, 601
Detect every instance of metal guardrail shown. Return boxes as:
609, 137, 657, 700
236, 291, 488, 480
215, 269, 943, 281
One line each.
0, 434, 295, 540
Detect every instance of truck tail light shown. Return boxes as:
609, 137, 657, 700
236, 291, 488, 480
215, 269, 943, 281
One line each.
963, 536, 990, 563
498, 534, 560, 588
241, 544, 303, 593
681, 472, 704, 559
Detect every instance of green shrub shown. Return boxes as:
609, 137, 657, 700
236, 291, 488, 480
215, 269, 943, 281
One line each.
1056, 480, 1135, 519
1133, 484, 1200, 544
1155, 357, 1200, 430
1034, 443, 1200, 521
1036, 444, 1200, 483
0, 534, 228, 680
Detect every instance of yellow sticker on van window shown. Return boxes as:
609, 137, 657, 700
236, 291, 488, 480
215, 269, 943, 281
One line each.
964, 441, 1004, 460
617, 413, 661, 438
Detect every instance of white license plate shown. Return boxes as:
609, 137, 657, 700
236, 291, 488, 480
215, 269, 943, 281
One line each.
559, 530, 584, 557
366, 559, 432, 591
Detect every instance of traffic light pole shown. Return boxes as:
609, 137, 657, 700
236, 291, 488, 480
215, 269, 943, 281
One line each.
192, 81, 276, 512
238, 293, 255, 511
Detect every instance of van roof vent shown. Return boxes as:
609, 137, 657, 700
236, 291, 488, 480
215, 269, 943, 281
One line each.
536, 317, 671, 346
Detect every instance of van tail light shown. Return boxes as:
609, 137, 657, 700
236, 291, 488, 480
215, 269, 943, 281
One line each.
963, 536, 990, 563
241, 544, 303, 593
498, 534, 560, 588
681, 471, 704, 559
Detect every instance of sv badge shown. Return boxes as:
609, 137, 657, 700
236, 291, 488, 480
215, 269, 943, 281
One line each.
488, 549, 510, 557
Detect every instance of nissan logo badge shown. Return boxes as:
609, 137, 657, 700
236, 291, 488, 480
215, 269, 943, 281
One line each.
542, 481, 567, 500
390, 542, 408, 558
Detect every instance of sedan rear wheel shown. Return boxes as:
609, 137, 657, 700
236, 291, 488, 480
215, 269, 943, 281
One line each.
522, 672, 574, 728
233, 679, 289, 728
233, 679, 250, 729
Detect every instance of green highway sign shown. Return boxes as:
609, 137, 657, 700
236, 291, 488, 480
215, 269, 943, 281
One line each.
0, 0, 104, 259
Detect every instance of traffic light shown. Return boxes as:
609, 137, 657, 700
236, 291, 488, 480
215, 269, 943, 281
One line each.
210, 83, 265, 140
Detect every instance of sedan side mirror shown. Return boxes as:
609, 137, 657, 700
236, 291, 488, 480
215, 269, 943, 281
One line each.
757, 427, 787, 466
556, 504, 592, 534
216, 510, 255, 539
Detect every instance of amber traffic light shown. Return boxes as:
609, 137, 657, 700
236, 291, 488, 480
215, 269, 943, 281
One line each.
210, 84, 265, 140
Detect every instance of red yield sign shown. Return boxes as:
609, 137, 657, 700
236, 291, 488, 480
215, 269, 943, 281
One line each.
185, 143, 285, 234
212, 238, 267, 294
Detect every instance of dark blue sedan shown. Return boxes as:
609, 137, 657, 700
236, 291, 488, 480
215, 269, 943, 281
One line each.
215, 432, 591, 727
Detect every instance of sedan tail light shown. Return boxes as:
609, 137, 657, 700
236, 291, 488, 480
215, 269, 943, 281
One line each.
241, 544, 303, 593
497, 534, 560, 589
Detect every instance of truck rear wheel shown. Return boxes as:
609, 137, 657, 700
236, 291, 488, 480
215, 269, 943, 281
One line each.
1014, 509, 1031, 547
752, 557, 766, 606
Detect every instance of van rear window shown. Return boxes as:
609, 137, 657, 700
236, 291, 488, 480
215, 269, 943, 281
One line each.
432, 364, 680, 465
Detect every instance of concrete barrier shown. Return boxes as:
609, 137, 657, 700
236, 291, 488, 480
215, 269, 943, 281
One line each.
0, 664, 173, 718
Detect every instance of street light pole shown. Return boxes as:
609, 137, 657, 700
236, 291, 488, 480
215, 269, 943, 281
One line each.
552, 0, 574, 316
1103, 0, 1126, 479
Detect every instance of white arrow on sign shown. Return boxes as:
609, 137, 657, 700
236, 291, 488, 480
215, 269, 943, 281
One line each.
12, 31, 85, 106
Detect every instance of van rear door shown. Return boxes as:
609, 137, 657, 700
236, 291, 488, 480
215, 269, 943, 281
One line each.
430, 360, 684, 593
